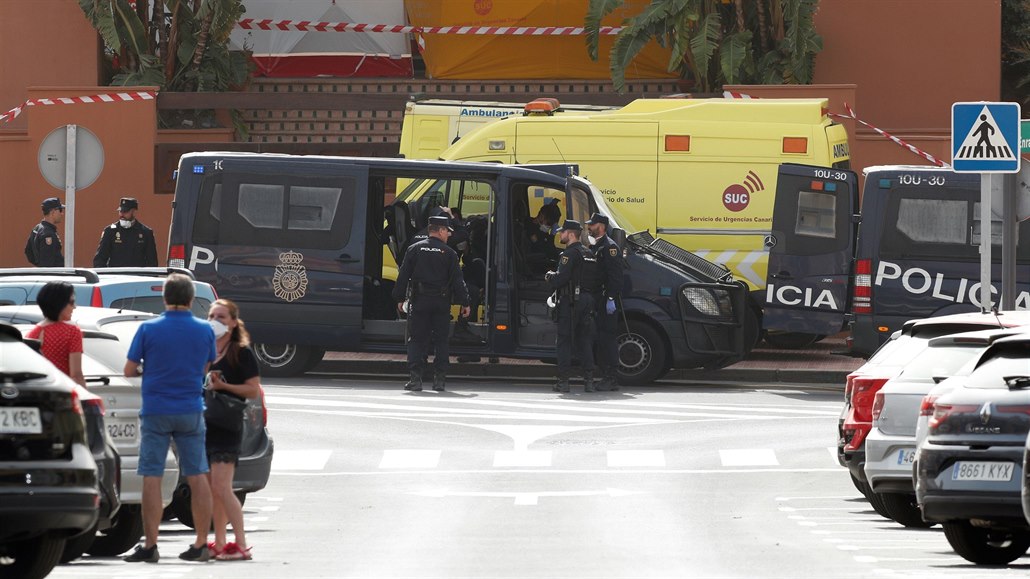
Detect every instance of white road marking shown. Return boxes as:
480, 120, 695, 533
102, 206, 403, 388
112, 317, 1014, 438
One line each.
827, 446, 840, 462
257, 505, 280, 512
493, 450, 552, 467
270, 449, 332, 471
720, 448, 779, 466
410, 487, 642, 505
272, 467, 844, 476
379, 449, 441, 469
607, 450, 666, 467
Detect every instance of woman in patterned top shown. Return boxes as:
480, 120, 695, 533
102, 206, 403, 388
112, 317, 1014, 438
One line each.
26, 281, 85, 386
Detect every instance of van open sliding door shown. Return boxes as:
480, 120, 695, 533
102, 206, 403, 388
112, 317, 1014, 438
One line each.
764, 164, 858, 339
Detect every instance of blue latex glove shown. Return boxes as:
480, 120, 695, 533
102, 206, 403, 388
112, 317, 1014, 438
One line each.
606, 298, 616, 314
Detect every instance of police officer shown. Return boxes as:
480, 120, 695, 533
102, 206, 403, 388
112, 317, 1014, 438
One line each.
586, 213, 625, 392
24, 197, 65, 267
393, 215, 471, 392
93, 197, 158, 267
545, 219, 602, 393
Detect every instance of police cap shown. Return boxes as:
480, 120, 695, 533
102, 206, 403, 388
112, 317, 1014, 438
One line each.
585, 213, 609, 227
41, 197, 65, 214
558, 219, 582, 232
428, 215, 454, 231
118, 197, 139, 211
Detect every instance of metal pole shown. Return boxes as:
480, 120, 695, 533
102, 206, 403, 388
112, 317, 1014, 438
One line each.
1002, 172, 1017, 310
64, 125, 77, 266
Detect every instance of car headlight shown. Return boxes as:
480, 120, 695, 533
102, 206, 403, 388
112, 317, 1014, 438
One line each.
682, 287, 733, 317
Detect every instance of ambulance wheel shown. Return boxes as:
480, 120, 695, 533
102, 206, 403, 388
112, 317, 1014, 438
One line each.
763, 332, 823, 349
253, 343, 316, 377
615, 321, 667, 386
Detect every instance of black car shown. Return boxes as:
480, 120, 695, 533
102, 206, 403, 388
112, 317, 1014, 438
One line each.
916, 334, 1030, 565
0, 324, 100, 579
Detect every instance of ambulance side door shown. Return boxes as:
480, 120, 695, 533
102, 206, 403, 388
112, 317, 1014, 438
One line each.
763, 164, 859, 335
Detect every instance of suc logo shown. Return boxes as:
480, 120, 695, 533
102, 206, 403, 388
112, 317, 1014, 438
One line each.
474, 0, 493, 16
722, 170, 765, 212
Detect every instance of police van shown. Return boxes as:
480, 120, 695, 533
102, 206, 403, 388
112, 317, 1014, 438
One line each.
428, 97, 853, 347
848, 165, 1030, 356
167, 152, 756, 383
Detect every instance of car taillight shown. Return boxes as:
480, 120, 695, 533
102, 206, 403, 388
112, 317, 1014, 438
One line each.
844, 373, 858, 403
929, 403, 979, 431
871, 391, 885, 421
70, 388, 83, 415
91, 286, 103, 307
995, 404, 1030, 416
919, 394, 938, 416
81, 398, 105, 416
852, 259, 872, 314
169, 244, 186, 268
851, 376, 889, 422
843, 424, 871, 451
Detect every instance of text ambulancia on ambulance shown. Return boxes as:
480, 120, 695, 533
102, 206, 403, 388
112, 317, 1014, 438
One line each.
848, 165, 1030, 357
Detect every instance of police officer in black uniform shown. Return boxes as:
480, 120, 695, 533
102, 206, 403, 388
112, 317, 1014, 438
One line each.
24, 197, 65, 267
93, 197, 158, 267
586, 213, 625, 392
546, 219, 602, 393
393, 215, 471, 392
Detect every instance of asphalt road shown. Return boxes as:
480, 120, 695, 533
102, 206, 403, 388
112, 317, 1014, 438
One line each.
51, 376, 1030, 578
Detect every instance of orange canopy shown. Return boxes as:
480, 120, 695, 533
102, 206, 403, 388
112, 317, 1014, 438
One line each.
405, 0, 678, 80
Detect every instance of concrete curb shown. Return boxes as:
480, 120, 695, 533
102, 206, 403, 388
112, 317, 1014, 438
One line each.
312, 359, 848, 389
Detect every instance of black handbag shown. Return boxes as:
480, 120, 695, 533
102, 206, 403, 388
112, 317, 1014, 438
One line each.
204, 386, 247, 432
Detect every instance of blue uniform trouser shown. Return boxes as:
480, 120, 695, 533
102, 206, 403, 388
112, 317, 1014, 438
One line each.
407, 295, 451, 373
594, 299, 619, 377
556, 293, 596, 379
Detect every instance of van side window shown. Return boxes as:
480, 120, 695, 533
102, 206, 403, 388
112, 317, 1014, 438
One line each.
239, 184, 285, 228
881, 187, 980, 261
192, 177, 222, 244
896, 198, 967, 244
795, 191, 836, 238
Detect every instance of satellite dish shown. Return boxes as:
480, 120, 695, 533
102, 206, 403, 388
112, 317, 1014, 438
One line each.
37, 125, 104, 191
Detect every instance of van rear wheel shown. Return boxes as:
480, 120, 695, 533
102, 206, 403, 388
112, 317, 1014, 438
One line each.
253, 344, 323, 377
615, 321, 668, 386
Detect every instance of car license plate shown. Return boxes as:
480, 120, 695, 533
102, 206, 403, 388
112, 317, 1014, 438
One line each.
896, 448, 916, 466
0, 407, 42, 434
951, 461, 1014, 482
106, 416, 139, 444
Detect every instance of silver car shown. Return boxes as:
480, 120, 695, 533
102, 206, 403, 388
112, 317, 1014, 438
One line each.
864, 327, 1027, 528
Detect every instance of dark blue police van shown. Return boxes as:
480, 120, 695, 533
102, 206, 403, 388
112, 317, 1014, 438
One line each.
847, 165, 1030, 356
167, 153, 756, 384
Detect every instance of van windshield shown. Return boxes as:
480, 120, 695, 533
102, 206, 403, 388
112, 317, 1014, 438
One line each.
581, 181, 634, 232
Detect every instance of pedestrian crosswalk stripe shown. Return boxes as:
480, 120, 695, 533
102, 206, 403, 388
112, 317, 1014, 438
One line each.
270, 449, 332, 471
607, 450, 666, 467
720, 448, 779, 466
380, 449, 440, 469
493, 450, 552, 467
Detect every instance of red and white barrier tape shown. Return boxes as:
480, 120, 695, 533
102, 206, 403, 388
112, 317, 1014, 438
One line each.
0, 91, 155, 125
236, 18, 622, 35
722, 91, 949, 168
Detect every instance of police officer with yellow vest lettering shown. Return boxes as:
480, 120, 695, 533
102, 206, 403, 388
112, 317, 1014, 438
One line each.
546, 219, 602, 393
586, 213, 625, 391
393, 215, 470, 392
92, 197, 158, 267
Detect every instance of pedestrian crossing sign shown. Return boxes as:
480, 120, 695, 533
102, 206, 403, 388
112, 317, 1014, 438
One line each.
951, 102, 1021, 173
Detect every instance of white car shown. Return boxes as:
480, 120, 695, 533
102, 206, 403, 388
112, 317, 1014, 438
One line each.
0, 306, 178, 557
864, 327, 1028, 528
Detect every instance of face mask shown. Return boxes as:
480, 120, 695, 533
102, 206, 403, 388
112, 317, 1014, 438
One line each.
209, 319, 228, 339
118, 219, 133, 228
587, 235, 597, 246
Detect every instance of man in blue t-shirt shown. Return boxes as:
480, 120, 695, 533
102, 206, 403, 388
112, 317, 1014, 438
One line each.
123, 273, 217, 563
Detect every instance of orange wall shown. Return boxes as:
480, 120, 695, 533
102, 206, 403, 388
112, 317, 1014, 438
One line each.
1, 87, 159, 268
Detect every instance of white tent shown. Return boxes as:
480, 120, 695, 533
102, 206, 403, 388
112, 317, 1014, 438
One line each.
231, 0, 411, 77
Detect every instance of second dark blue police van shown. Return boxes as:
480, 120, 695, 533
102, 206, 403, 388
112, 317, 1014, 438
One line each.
167, 153, 757, 384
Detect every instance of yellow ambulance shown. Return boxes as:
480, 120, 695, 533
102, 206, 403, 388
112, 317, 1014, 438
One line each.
421, 97, 854, 346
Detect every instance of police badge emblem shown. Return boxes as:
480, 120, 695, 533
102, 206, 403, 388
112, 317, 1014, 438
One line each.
560, 255, 569, 264
272, 250, 308, 302
609, 247, 617, 257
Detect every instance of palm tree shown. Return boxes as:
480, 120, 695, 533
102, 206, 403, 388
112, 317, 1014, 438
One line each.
586, 0, 822, 93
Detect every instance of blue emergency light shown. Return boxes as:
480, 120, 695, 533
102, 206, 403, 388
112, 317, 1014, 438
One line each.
824, 182, 837, 192
879, 178, 891, 189
193, 165, 205, 174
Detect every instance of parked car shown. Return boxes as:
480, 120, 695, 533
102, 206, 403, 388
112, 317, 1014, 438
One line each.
916, 333, 1030, 565
0, 267, 217, 317
864, 327, 1026, 528
0, 323, 99, 579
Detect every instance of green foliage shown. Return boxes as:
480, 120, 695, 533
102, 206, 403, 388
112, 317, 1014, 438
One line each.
585, 0, 823, 93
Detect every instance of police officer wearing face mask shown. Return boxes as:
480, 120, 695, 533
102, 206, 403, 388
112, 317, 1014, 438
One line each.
545, 219, 602, 393
93, 197, 158, 267
393, 215, 471, 392
586, 213, 624, 392
24, 197, 66, 267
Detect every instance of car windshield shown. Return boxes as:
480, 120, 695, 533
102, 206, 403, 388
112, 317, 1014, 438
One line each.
898, 343, 985, 380
869, 334, 931, 367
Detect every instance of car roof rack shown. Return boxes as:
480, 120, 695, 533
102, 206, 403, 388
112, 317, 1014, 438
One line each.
92, 267, 196, 280
0, 268, 101, 284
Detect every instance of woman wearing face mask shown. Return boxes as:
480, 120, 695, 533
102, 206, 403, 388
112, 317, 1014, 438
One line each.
26, 281, 86, 387
204, 299, 261, 560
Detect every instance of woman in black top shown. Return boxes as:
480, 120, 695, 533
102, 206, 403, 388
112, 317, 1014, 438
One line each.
205, 299, 261, 560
